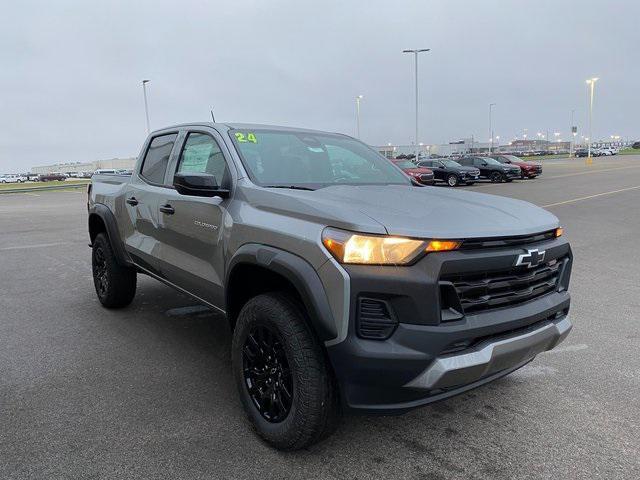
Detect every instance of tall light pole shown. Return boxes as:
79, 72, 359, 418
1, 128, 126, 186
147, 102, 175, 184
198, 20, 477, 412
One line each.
142, 80, 151, 134
489, 103, 496, 153
355, 95, 363, 139
570, 109, 575, 157
586, 77, 599, 158
403, 48, 430, 161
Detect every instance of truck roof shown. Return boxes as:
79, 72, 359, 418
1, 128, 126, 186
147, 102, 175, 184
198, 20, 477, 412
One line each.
150, 122, 345, 137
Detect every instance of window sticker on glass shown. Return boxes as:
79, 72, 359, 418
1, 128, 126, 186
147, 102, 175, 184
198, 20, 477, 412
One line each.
235, 132, 258, 143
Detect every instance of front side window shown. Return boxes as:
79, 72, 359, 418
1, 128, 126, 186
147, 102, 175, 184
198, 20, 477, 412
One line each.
140, 134, 178, 184
442, 160, 461, 168
177, 133, 229, 186
230, 129, 410, 189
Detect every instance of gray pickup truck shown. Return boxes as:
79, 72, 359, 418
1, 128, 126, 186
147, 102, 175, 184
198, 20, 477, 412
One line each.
88, 123, 573, 450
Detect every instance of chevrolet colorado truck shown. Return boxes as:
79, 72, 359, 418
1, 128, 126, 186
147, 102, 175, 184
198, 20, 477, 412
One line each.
88, 123, 573, 450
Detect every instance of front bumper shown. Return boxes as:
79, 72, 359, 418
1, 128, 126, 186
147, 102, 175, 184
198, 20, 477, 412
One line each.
405, 315, 571, 390
326, 237, 572, 413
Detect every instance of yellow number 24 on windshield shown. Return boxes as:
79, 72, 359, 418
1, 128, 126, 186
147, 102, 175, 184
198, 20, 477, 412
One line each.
235, 132, 258, 143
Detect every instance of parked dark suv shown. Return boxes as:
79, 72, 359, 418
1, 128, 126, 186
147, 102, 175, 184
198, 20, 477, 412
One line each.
418, 158, 480, 187
458, 156, 521, 182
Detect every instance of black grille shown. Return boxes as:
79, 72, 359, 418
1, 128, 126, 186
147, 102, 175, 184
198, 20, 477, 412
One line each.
357, 298, 398, 340
442, 258, 564, 314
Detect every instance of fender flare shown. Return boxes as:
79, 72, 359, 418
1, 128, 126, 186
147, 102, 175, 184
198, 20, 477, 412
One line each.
88, 204, 132, 267
226, 244, 338, 342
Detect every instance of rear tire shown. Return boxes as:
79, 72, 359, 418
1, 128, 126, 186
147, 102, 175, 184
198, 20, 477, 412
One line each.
465, 181, 475, 186
447, 174, 459, 187
92, 233, 136, 308
490, 172, 503, 183
232, 293, 339, 451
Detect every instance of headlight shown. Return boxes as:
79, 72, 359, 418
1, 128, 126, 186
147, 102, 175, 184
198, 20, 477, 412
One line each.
322, 228, 460, 265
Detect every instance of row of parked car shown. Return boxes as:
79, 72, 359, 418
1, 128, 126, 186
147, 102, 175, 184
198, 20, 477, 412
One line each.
574, 147, 620, 157
391, 154, 542, 187
0, 169, 131, 183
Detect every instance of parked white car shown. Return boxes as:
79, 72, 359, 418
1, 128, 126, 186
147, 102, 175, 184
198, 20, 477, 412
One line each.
0, 174, 27, 183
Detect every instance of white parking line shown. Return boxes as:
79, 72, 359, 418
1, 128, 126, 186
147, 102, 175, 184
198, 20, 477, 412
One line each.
543, 185, 640, 207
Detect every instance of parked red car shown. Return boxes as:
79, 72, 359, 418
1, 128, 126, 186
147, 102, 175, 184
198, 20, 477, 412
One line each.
491, 155, 542, 179
391, 159, 435, 185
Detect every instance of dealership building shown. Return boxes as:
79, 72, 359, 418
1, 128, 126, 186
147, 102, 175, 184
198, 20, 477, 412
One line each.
32, 157, 137, 174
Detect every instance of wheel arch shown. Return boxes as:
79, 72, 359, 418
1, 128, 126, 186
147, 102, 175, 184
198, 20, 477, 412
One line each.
225, 244, 338, 343
88, 204, 132, 267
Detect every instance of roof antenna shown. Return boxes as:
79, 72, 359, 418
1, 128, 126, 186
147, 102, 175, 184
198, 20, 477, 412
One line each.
210, 109, 216, 123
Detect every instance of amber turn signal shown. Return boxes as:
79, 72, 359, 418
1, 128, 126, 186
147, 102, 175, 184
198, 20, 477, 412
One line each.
425, 240, 461, 252
555, 227, 564, 237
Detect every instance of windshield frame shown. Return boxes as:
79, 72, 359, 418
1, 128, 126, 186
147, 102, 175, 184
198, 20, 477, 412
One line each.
228, 128, 412, 190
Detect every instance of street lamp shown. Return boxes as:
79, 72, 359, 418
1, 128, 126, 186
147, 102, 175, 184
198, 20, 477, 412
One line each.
142, 79, 151, 134
586, 77, 599, 158
355, 95, 363, 139
403, 48, 430, 160
488, 103, 496, 153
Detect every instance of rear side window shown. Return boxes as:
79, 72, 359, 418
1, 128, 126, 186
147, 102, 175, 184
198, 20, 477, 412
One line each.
458, 158, 471, 166
140, 134, 178, 184
177, 132, 229, 186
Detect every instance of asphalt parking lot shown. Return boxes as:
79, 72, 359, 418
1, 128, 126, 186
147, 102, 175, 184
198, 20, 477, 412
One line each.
1, 156, 639, 479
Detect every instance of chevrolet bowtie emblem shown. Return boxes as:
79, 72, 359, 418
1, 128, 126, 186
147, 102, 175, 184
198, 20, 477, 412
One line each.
515, 248, 546, 268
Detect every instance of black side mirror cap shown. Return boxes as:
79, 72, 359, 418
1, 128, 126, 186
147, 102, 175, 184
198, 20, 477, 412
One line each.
173, 172, 230, 198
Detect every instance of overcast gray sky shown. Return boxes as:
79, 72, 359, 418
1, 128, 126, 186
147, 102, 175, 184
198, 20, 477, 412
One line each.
1, 0, 638, 172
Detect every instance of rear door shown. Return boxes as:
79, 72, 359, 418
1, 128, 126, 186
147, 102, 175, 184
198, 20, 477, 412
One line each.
472, 158, 489, 177
154, 129, 234, 307
120, 132, 180, 275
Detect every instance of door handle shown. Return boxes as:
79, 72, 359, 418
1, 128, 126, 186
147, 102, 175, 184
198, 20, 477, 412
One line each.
126, 197, 138, 206
159, 204, 175, 215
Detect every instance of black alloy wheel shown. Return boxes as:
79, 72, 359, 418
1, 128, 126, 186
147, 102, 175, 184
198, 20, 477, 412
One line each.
447, 174, 459, 187
243, 324, 293, 423
490, 171, 503, 182
93, 245, 109, 298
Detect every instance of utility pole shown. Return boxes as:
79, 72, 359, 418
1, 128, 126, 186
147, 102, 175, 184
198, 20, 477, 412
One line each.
586, 78, 599, 160
570, 109, 575, 158
489, 103, 496, 153
142, 80, 151, 134
402, 49, 430, 161
355, 95, 363, 139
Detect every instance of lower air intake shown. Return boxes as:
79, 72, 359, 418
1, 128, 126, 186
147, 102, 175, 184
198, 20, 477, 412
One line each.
357, 298, 398, 340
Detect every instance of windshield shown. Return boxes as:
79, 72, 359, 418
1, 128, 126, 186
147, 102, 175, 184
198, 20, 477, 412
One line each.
230, 129, 410, 189
483, 158, 502, 165
393, 160, 416, 169
503, 155, 521, 162
442, 159, 462, 167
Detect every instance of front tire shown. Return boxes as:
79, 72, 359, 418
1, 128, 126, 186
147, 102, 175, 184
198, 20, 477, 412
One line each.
447, 174, 459, 187
92, 233, 136, 308
232, 293, 339, 451
490, 172, 503, 183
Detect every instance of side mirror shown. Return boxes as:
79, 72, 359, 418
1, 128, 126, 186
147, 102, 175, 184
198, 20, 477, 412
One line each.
173, 172, 230, 198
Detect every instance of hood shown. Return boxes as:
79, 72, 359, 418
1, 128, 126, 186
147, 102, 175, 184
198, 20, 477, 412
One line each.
403, 167, 433, 174
452, 165, 478, 173
244, 184, 558, 239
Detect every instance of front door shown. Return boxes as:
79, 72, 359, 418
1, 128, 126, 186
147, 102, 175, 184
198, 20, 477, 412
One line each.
154, 130, 232, 308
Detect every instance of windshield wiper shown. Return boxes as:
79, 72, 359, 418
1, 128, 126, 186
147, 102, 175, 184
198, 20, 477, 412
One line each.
263, 185, 316, 191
